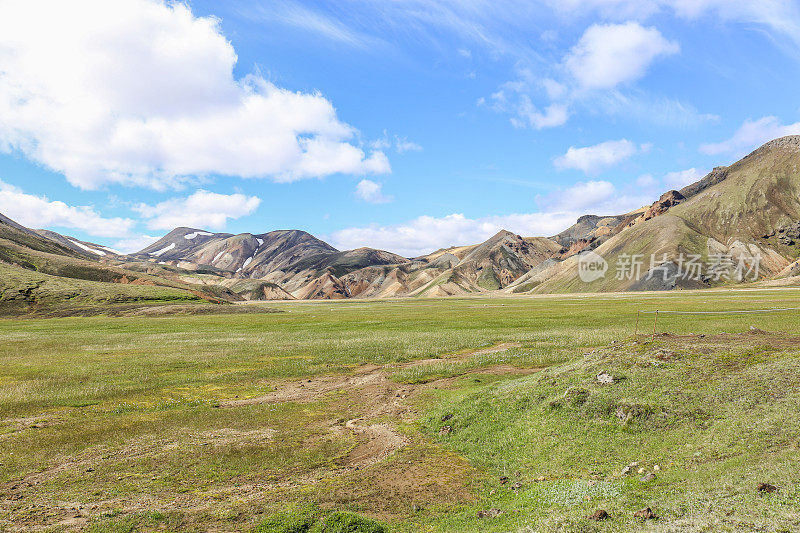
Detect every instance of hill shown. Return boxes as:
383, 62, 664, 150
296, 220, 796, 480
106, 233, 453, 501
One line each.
0, 215, 249, 315
519, 136, 800, 294
5, 136, 800, 302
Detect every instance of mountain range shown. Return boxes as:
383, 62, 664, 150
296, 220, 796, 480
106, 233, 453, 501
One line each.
2, 136, 800, 312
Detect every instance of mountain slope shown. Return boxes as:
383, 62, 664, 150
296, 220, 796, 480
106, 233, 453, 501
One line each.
133, 227, 338, 276
528, 136, 800, 293
0, 212, 243, 315
34, 229, 125, 259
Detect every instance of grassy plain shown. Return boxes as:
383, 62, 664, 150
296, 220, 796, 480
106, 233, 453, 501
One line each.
2, 289, 800, 531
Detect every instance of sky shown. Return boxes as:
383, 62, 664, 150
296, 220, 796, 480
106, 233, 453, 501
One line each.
1, 0, 800, 256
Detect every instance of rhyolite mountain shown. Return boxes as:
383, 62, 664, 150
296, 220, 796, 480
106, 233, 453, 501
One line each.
3, 135, 800, 306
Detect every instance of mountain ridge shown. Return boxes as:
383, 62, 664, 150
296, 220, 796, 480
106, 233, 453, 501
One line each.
3, 135, 800, 304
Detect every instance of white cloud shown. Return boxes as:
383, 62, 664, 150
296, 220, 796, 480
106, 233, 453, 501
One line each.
111, 234, 161, 255
330, 212, 577, 257
564, 22, 679, 90
395, 138, 423, 154
512, 99, 569, 130
371, 133, 422, 154
542, 181, 616, 212
331, 178, 656, 256
546, 0, 661, 19
484, 77, 570, 130
554, 139, 639, 174
0, 179, 134, 237
546, 0, 800, 44
664, 167, 707, 188
355, 179, 393, 204
700, 116, 800, 156
637, 174, 657, 187
134, 190, 261, 230
0, 0, 389, 190
668, 0, 800, 45
483, 23, 679, 129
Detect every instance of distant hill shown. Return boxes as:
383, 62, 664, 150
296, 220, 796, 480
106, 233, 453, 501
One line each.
5, 135, 800, 303
525, 136, 800, 293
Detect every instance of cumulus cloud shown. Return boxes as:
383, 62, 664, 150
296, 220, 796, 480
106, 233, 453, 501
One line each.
664, 167, 707, 188
700, 116, 800, 156
565, 22, 679, 90
484, 23, 678, 129
134, 190, 261, 230
547, 0, 800, 44
111, 235, 162, 255
330, 213, 578, 257
554, 139, 640, 174
0, 0, 389, 190
355, 179, 393, 204
483, 75, 571, 130
0, 180, 134, 237
541, 180, 616, 212
331, 178, 656, 257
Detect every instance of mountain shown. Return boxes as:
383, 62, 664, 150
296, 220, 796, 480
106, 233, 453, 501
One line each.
0, 215, 250, 316
522, 136, 800, 293
133, 227, 337, 275
330, 231, 562, 299
34, 229, 125, 259
5, 135, 800, 305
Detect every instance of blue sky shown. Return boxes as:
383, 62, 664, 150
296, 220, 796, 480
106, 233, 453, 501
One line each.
1, 0, 800, 256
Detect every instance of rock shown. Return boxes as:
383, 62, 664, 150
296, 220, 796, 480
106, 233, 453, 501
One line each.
511, 482, 522, 491
596, 371, 614, 384
634, 507, 657, 520
439, 425, 453, 436
499, 475, 509, 484
477, 508, 502, 519
758, 483, 778, 493
412, 503, 422, 512
535, 475, 546, 482
621, 461, 639, 475
653, 464, 661, 472
587, 509, 610, 521
640, 473, 656, 482
441, 413, 453, 422
637, 467, 646, 474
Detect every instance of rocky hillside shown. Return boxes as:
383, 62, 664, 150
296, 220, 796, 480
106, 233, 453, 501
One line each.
522, 136, 800, 294
6, 135, 800, 302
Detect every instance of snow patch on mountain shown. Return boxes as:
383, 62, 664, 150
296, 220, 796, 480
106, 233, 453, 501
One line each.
150, 243, 176, 257
69, 239, 105, 256
185, 231, 214, 240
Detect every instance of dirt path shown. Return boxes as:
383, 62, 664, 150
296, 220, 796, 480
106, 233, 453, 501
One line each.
0, 342, 536, 531
217, 341, 534, 470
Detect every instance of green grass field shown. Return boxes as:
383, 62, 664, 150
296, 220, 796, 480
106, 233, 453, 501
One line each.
2, 289, 800, 531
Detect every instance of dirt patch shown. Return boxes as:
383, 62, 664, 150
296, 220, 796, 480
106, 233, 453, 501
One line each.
339, 419, 409, 468
463, 342, 522, 356
0, 343, 533, 530
219, 365, 386, 408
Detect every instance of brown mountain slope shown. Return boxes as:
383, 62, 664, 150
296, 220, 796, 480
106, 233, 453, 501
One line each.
526, 136, 800, 293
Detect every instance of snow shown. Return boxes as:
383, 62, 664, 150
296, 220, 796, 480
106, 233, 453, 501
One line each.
184, 231, 214, 240
212, 250, 226, 263
256, 238, 264, 246
242, 257, 253, 268
100, 246, 123, 255
69, 239, 105, 256
150, 242, 176, 257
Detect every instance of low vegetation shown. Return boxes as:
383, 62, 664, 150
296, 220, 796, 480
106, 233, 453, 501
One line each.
2, 289, 800, 531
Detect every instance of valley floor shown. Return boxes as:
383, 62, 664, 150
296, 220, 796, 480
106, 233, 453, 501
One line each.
2, 289, 800, 531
